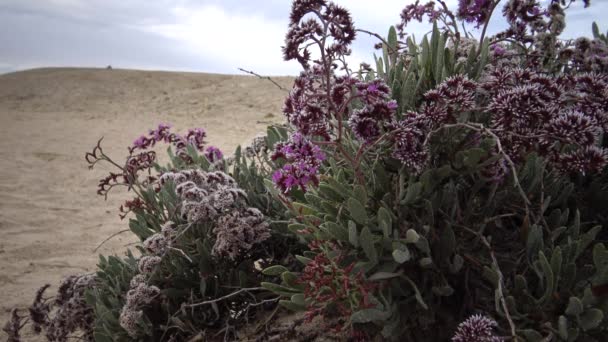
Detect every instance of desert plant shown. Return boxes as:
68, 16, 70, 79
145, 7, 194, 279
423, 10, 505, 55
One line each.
6, 1, 608, 341
260, 0, 608, 341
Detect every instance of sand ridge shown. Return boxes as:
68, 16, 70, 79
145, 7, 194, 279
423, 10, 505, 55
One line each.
0, 67, 292, 339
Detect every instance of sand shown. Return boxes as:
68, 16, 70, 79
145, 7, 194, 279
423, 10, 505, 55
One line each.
0, 67, 292, 339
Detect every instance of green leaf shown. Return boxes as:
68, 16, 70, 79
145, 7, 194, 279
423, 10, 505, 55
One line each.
323, 221, 349, 242
360, 227, 378, 263
295, 255, 312, 265
348, 197, 368, 224
279, 299, 305, 311
351, 309, 391, 323
369, 272, 401, 281
518, 329, 543, 341
392, 247, 411, 264
592, 22, 600, 38
401, 275, 428, 309
579, 308, 604, 331
526, 225, 544, 262
403, 182, 422, 205
348, 221, 359, 247
558, 315, 568, 340
262, 265, 289, 276
565, 297, 583, 316
281, 272, 301, 289
463, 148, 487, 168
405, 229, 420, 243
353, 185, 368, 205
261, 282, 299, 297
378, 207, 393, 238
538, 251, 554, 304
431, 285, 454, 297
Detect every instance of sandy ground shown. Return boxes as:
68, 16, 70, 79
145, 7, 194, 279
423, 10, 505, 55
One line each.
0, 68, 292, 339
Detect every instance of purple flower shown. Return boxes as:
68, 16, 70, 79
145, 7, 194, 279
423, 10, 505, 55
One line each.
205, 146, 223, 162
457, 0, 494, 28
556, 146, 608, 175
283, 0, 355, 68
271, 133, 325, 193
390, 112, 430, 174
150, 123, 172, 143
490, 43, 507, 56
452, 314, 502, 342
186, 128, 207, 151
348, 79, 398, 143
396, 1, 443, 38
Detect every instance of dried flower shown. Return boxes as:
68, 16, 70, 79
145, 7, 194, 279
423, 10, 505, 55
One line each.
3, 309, 23, 342
143, 233, 169, 255
284, 0, 355, 68
138, 255, 162, 274
119, 308, 143, 338
46, 274, 96, 342
245, 135, 269, 157
119, 277, 161, 338
451, 314, 502, 342
29, 284, 51, 334
212, 208, 271, 260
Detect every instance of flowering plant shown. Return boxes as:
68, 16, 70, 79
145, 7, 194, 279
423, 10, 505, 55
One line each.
6, 1, 608, 341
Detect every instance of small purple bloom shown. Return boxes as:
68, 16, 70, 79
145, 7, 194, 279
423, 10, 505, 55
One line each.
271, 133, 325, 193
204, 146, 223, 162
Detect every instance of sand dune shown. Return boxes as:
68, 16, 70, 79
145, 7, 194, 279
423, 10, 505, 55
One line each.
0, 68, 292, 338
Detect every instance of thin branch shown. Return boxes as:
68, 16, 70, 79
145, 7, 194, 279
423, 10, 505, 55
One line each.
238, 68, 289, 92
460, 226, 518, 340
93, 229, 130, 252
185, 287, 265, 308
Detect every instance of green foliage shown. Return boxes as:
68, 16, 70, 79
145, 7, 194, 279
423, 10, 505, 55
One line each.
592, 22, 608, 44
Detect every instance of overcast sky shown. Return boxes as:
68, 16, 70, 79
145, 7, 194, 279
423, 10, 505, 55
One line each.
0, 0, 606, 75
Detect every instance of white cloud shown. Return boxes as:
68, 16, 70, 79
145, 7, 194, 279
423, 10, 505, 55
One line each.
137, 4, 300, 75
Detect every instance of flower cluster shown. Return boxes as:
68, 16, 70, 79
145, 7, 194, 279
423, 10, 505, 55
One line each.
33, 274, 97, 342
500, 0, 546, 43
212, 208, 271, 260
138, 255, 162, 274
390, 75, 477, 173
396, 1, 442, 38
423, 75, 478, 123
283, 69, 357, 139
299, 242, 376, 329
283, 0, 355, 69
2, 309, 23, 342
562, 37, 608, 73
457, 0, 495, 28
204, 145, 223, 163
451, 314, 502, 342
271, 132, 326, 193
390, 112, 431, 174
160, 169, 270, 260
119, 275, 161, 337
483, 67, 608, 174
142, 221, 176, 255
245, 135, 269, 158
348, 79, 398, 143
129, 123, 219, 164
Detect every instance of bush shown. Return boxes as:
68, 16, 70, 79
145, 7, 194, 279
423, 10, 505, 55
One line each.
5, 0, 608, 341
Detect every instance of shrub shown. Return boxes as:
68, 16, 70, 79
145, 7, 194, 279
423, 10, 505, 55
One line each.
6, 0, 608, 341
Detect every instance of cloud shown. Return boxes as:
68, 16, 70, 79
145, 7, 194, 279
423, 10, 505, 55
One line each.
0, 0, 606, 75
137, 4, 300, 75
